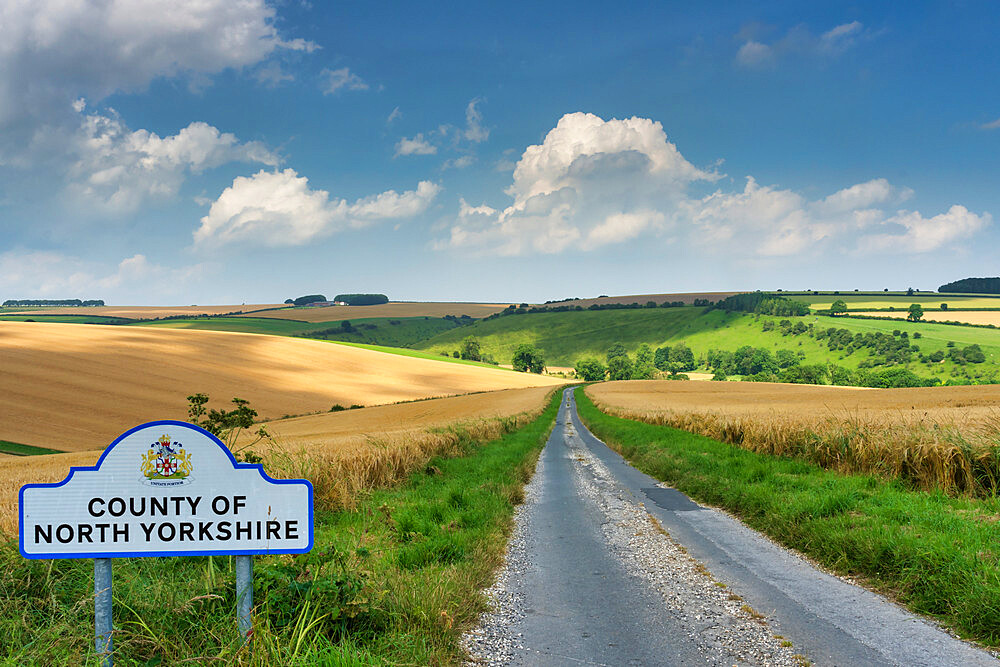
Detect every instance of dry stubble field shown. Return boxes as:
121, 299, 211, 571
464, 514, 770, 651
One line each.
0, 385, 559, 533
852, 311, 1000, 326
0, 321, 563, 452
587, 380, 1000, 496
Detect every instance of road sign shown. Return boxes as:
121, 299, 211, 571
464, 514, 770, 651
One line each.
18, 420, 314, 665
19, 420, 313, 559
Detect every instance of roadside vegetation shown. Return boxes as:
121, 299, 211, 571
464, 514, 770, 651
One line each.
575, 388, 1000, 647
587, 381, 1000, 498
0, 390, 561, 664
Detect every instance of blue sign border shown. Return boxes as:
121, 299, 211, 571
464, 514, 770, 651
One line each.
18, 420, 314, 560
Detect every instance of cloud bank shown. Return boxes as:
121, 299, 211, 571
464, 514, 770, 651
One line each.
440, 112, 990, 257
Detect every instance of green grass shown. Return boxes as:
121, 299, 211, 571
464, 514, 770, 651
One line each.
135, 316, 466, 348
133, 316, 321, 335
415, 307, 1000, 382
0, 390, 561, 665
574, 388, 1000, 647
415, 307, 709, 366
326, 340, 514, 371
0, 440, 63, 456
0, 315, 135, 325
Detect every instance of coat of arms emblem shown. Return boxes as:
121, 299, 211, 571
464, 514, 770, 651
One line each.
141, 434, 193, 485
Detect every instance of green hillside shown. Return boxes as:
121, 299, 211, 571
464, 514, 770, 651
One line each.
414, 307, 1000, 383
134, 315, 464, 345
414, 307, 711, 366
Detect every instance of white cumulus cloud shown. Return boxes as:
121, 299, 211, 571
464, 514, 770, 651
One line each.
440, 112, 991, 258
67, 110, 280, 214
194, 169, 440, 247
0, 0, 313, 156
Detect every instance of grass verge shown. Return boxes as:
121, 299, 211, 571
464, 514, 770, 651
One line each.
574, 388, 1000, 647
0, 389, 561, 665
0, 440, 63, 456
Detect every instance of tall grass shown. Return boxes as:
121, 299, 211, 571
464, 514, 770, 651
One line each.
575, 389, 1000, 647
268, 413, 545, 512
588, 392, 1000, 497
0, 390, 562, 665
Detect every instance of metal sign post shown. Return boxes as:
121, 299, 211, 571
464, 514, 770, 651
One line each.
18, 420, 313, 664
235, 554, 253, 643
95, 558, 113, 667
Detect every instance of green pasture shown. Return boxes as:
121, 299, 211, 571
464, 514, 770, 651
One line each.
0, 314, 135, 325
0, 440, 63, 456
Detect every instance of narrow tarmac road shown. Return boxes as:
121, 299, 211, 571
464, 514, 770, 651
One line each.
466, 387, 997, 666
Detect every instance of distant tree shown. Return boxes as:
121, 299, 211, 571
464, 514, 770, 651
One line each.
907, 303, 924, 322
460, 336, 482, 361
292, 294, 327, 306
941, 303, 948, 310
645, 300, 657, 308
632, 344, 656, 379
574, 358, 607, 381
606, 343, 628, 363
907, 287, 915, 296
653, 345, 671, 371
830, 299, 848, 316
334, 293, 389, 306
775, 349, 799, 369
669, 343, 695, 371
512, 344, 545, 373
284, 299, 294, 304
607, 355, 634, 381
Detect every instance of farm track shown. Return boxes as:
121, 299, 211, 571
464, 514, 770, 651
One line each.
466, 388, 997, 666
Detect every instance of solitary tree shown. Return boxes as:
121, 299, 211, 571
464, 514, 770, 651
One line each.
830, 299, 848, 316
460, 336, 482, 361
941, 303, 949, 310
907, 303, 924, 322
512, 344, 545, 373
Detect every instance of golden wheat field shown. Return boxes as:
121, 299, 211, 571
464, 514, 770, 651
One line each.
0, 385, 558, 533
2, 304, 288, 319
0, 321, 564, 452
586, 380, 1000, 496
241, 301, 510, 322
852, 310, 1000, 326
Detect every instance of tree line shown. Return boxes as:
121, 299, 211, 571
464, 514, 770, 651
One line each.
3, 299, 105, 307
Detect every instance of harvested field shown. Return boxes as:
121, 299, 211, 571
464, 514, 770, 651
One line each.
0, 386, 558, 533
851, 311, 1000, 326
587, 380, 1000, 496
242, 301, 510, 322
1, 304, 287, 319
544, 292, 737, 308
0, 321, 564, 452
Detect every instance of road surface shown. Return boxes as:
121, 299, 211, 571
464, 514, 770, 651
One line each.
466, 387, 997, 666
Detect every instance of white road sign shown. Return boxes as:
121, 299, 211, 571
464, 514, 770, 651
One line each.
19, 420, 313, 559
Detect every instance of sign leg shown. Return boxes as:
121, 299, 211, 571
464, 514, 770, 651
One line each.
235, 555, 253, 644
94, 557, 113, 667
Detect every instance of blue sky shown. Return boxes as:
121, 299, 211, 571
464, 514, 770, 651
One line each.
1, 1, 998, 305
